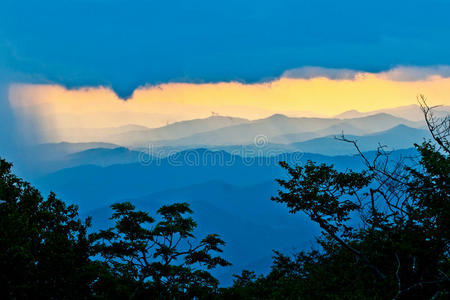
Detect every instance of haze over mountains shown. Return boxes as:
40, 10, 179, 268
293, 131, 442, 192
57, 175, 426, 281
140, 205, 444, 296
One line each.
31, 147, 418, 285
149, 113, 422, 148
41, 116, 249, 144
9, 104, 444, 286
36, 104, 444, 145
335, 104, 450, 121
13, 115, 429, 178
42, 111, 424, 147
86, 180, 321, 283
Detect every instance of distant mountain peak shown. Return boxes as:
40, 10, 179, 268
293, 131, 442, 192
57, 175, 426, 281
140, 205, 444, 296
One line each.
206, 115, 246, 120
361, 112, 401, 119
266, 113, 289, 120
336, 109, 362, 119
390, 123, 411, 129
374, 124, 421, 134
116, 124, 149, 131
335, 104, 449, 121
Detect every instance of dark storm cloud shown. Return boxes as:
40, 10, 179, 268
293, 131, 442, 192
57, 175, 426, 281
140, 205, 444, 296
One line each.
1, 0, 450, 98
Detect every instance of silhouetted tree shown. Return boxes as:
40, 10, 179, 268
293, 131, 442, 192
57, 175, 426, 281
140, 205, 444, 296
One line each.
91, 202, 230, 298
223, 100, 449, 299
0, 159, 103, 299
0, 158, 230, 299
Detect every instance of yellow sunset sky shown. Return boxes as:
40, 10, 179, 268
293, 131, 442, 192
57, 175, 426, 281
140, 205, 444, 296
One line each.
8, 69, 450, 142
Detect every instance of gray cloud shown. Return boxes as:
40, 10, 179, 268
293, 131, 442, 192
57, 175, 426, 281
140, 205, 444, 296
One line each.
282, 66, 450, 81
377, 66, 450, 81
282, 67, 360, 80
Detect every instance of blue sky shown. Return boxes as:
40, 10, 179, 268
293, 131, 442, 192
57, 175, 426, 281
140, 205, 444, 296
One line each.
1, 0, 450, 98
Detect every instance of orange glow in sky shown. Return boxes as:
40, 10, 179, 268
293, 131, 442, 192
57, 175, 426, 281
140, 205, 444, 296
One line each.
8, 71, 450, 141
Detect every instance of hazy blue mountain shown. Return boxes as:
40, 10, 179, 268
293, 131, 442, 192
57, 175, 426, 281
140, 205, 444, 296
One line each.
270, 122, 367, 144
141, 113, 422, 147
35, 149, 284, 210
269, 131, 319, 144
18, 123, 424, 179
148, 114, 339, 147
11, 142, 121, 179
31, 147, 418, 284
34, 148, 418, 212
289, 124, 430, 155
335, 109, 362, 119
193, 125, 429, 157
104, 116, 250, 146
14, 122, 427, 181
41, 113, 421, 147
314, 122, 368, 136
42, 124, 150, 143
85, 180, 321, 285
31, 142, 121, 157
338, 113, 422, 132
335, 104, 450, 121
81, 146, 417, 285
66, 147, 141, 167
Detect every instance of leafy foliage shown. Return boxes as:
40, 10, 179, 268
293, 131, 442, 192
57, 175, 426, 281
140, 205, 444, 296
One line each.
0, 158, 102, 299
222, 102, 449, 299
0, 158, 229, 299
90, 201, 230, 298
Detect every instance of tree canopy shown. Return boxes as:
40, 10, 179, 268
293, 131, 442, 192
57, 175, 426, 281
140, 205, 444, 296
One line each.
91, 201, 230, 298
0, 158, 98, 298
0, 158, 229, 299
222, 99, 449, 299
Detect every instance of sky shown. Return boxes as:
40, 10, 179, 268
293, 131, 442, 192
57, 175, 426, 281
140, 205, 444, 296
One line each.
1, 0, 450, 146
9, 69, 450, 131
